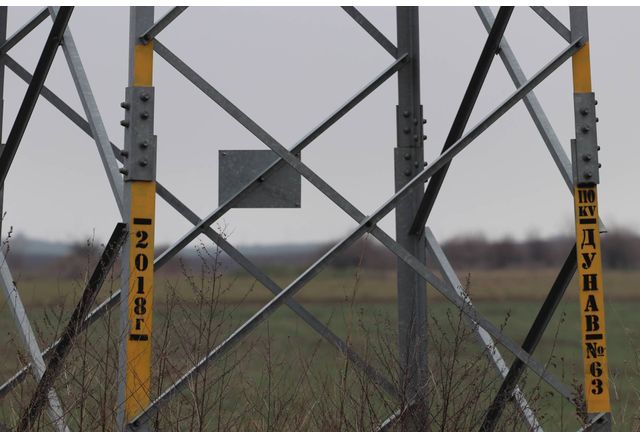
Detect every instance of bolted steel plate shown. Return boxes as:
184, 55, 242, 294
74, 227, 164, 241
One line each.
218, 150, 301, 208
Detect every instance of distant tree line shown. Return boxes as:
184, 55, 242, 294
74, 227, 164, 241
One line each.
304, 227, 640, 271
7, 227, 640, 279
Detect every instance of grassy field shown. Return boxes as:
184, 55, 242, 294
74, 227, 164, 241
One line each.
0, 265, 638, 431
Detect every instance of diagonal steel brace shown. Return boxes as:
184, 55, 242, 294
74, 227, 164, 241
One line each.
425, 228, 542, 432
17, 223, 127, 431
128, 38, 583, 429
0, 251, 69, 431
139, 6, 188, 43
0, 56, 397, 400
409, 6, 514, 236
342, 6, 397, 57
0, 6, 73, 188
48, 6, 125, 218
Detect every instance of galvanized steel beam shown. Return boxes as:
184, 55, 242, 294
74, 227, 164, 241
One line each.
342, 6, 397, 57
18, 223, 127, 431
0, 8, 49, 55
476, 7, 573, 192
0, 60, 399, 403
0, 6, 73, 188
409, 6, 513, 236
569, 6, 611, 431
0, 7, 606, 432
394, 6, 428, 429
477, 7, 605, 234
127, 38, 582, 429
155, 183, 398, 397
0, 251, 69, 431
0, 7, 6, 241
1, 12, 580, 422
425, 228, 542, 432
0, 287, 121, 400
151, 38, 407, 265
117, 6, 157, 431
139, 6, 188, 43
480, 245, 577, 431
153, 39, 406, 184
1, 19, 404, 422
48, 6, 126, 218
530, 6, 571, 43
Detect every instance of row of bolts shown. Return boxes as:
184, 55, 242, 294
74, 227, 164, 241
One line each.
118, 92, 152, 175
111, 101, 602, 179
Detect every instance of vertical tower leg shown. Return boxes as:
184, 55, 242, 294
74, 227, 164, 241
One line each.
569, 6, 612, 432
117, 6, 157, 431
395, 6, 428, 430
0, 6, 5, 239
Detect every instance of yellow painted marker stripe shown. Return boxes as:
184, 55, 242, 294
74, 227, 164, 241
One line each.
125, 181, 156, 420
572, 42, 592, 93
571, 35, 611, 414
133, 42, 153, 87
574, 186, 610, 413
125, 41, 155, 422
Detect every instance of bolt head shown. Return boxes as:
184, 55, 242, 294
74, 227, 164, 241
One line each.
120, 101, 130, 110
403, 127, 410, 134
403, 153, 411, 160
258, 176, 265, 182
403, 110, 410, 117
580, 108, 589, 115
119, 167, 128, 175
422, 119, 427, 124
583, 153, 592, 162
404, 169, 411, 176
139, 159, 148, 167
140, 92, 150, 102
422, 135, 427, 140
140, 140, 150, 148
584, 172, 593, 179
581, 125, 590, 133
120, 150, 129, 157
120, 120, 129, 127
141, 111, 150, 120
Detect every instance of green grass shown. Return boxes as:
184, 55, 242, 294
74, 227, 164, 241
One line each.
0, 266, 638, 431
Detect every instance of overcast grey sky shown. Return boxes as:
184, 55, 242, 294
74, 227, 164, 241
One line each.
2, 6, 638, 248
